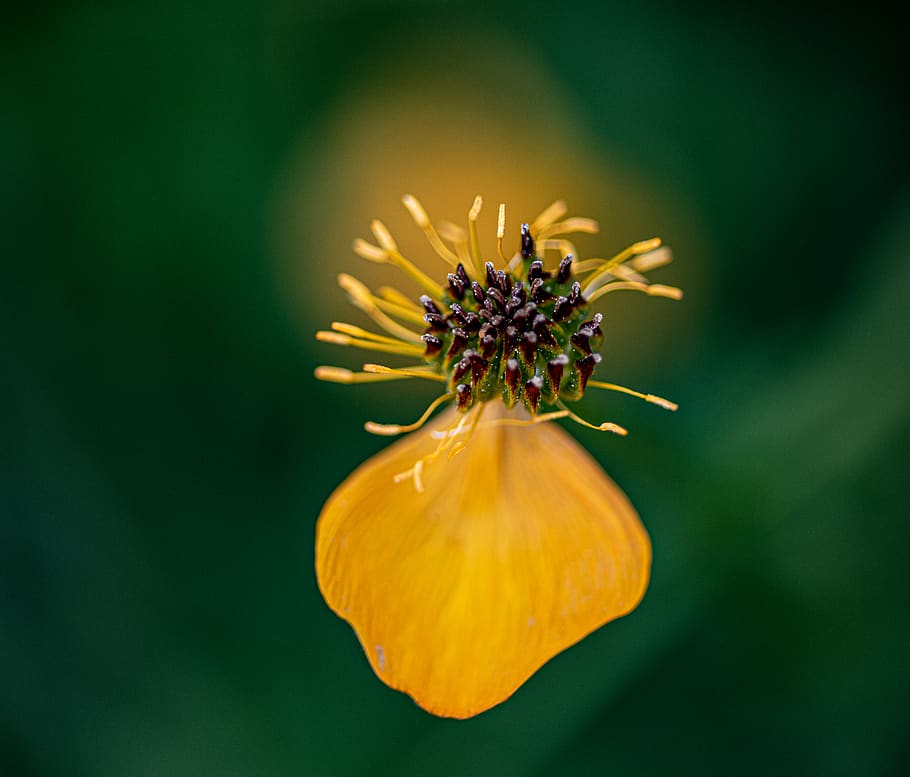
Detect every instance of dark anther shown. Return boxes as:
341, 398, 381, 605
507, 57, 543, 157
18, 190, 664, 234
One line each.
420, 295, 441, 315
530, 278, 554, 304
528, 260, 551, 283
479, 334, 498, 359
422, 333, 442, 356
446, 328, 469, 359
487, 287, 506, 309
533, 314, 558, 347
449, 303, 469, 326
557, 255, 574, 284
456, 262, 470, 285
462, 310, 481, 332
471, 281, 486, 305
525, 375, 543, 414
570, 328, 592, 354
511, 303, 534, 329
547, 354, 569, 394
567, 281, 583, 306
502, 325, 519, 357
495, 270, 511, 296
511, 281, 527, 306
520, 223, 535, 259
453, 356, 472, 383
505, 297, 522, 318
456, 383, 474, 410
424, 312, 448, 332
469, 352, 489, 386
519, 330, 538, 365
505, 358, 521, 395
574, 352, 602, 393
482, 297, 496, 314
489, 315, 505, 329
447, 273, 466, 300
485, 261, 497, 288
552, 296, 574, 322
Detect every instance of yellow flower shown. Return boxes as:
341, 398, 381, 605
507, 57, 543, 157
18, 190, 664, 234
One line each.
314, 195, 681, 718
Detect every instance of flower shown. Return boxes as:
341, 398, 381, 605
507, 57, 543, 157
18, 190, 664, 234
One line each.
314, 195, 681, 718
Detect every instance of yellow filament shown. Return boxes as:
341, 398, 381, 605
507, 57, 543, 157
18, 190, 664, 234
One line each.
586, 380, 678, 411
365, 393, 455, 436
394, 409, 474, 492
437, 220, 478, 279
582, 238, 662, 296
537, 238, 579, 260
362, 363, 447, 382
314, 366, 414, 384
402, 194, 463, 269
530, 199, 568, 233
351, 239, 444, 298
468, 195, 483, 266
447, 400, 487, 460
377, 285, 422, 311
316, 331, 424, 357
557, 401, 628, 435
337, 274, 423, 343
536, 217, 600, 240
371, 296, 427, 326
586, 281, 683, 304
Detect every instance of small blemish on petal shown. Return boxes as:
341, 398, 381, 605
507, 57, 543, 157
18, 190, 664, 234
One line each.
375, 644, 386, 672
527, 616, 535, 627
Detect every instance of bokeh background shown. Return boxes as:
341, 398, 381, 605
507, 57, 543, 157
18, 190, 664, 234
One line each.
3, 1, 908, 775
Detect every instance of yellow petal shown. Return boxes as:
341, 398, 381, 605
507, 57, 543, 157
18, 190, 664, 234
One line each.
315, 404, 651, 718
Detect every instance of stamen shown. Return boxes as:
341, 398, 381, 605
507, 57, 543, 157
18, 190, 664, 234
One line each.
369, 219, 398, 252
447, 400, 487, 459
337, 274, 424, 343
376, 285, 422, 311
535, 217, 600, 240
468, 195, 483, 266
365, 393, 455, 436
330, 321, 415, 346
557, 401, 628, 435
582, 238, 662, 297
586, 281, 683, 304
402, 194, 463, 269
314, 366, 413, 384
315, 331, 424, 357
496, 203, 508, 265
351, 239, 444, 298
437, 220, 478, 280
530, 199, 568, 233
362, 363, 447, 382
587, 380, 679, 411
537, 238, 579, 260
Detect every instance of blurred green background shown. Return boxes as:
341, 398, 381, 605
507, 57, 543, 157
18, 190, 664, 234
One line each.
3, 1, 908, 775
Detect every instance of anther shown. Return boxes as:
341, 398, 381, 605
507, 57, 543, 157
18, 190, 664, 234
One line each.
533, 314, 558, 347
420, 295, 441, 315
452, 356, 472, 383
552, 296, 573, 321
528, 261, 549, 283
502, 325, 519, 357
547, 354, 569, 395
424, 312, 448, 332
447, 273, 466, 300
456, 262, 470, 285
479, 334, 497, 359
456, 383, 474, 411
574, 352, 602, 393
567, 281, 583, 305
557, 255, 574, 284
487, 287, 506, 309
422, 333, 442, 356
471, 281, 486, 305
530, 278, 554, 304
449, 303, 469, 326
519, 331, 538, 365
504, 358, 521, 396
446, 328, 469, 359
485, 261, 497, 287
525, 375, 543, 414
520, 223, 535, 258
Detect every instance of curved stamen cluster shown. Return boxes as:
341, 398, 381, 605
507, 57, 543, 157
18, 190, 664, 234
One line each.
315, 195, 681, 456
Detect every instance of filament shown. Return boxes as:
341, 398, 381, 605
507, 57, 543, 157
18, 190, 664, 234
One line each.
361, 363, 447, 382
535, 217, 600, 240
586, 280, 683, 304
315, 366, 414, 384
530, 199, 568, 233
586, 380, 678, 411
557, 401, 628, 435
468, 195, 483, 266
315, 331, 424, 357
402, 194, 463, 270
337, 274, 423, 343
365, 392, 455, 436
